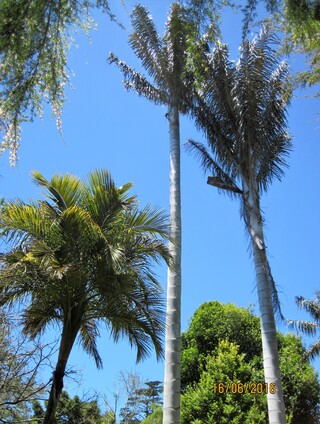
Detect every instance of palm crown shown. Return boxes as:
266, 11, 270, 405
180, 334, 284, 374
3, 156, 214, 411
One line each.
0, 169, 171, 363
187, 27, 292, 195
0, 169, 171, 423
109, 2, 194, 112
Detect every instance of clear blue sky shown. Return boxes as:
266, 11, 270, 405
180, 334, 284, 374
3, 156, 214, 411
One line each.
1, 0, 319, 410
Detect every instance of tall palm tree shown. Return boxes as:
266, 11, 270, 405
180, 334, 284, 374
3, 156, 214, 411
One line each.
109, 4, 194, 422
187, 28, 291, 424
289, 291, 320, 360
0, 169, 171, 424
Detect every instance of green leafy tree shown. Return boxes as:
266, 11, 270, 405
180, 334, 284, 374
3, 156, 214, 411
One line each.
181, 301, 262, 388
182, 340, 267, 424
282, 0, 320, 90
0, 169, 171, 424
187, 27, 292, 424
180, 301, 320, 424
288, 291, 320, 360
141, 405, 163, 424
109, 4, 195, 422
0, 0, 116, 162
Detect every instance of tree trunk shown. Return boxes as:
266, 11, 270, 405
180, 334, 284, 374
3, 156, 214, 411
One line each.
243, 179, 287, 424
163, 100, 181, 424
43, 325, 78, 424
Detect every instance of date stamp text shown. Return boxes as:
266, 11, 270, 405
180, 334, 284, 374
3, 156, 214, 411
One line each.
213, 382, 277, 394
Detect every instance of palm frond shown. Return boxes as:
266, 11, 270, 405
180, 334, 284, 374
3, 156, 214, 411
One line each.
185, 139, 242, 196
267, 260, 285, 322
109, 53, 167, 105
129, 4, 167, 87
32, 171, 82, 211
79, 319, 103, 369
124, 205, 170, 239
296, 294, 320, 321
106, 281, 165, 362
287, 319, 318, 335
23, 301, 61, 339
308, 339, 320, 361
0, 201, 48, 246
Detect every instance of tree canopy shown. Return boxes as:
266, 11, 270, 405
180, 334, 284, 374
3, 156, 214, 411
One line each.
180, 301, 320, 424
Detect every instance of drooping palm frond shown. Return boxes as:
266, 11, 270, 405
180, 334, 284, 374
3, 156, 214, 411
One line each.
267, 260, 286, 322
108, 53, 167, 105
105, 278, 165, 362
79, 319, 103, 369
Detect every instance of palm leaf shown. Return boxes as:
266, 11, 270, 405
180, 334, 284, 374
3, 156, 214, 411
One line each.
296, 294, 320, 321
79, 319, 103, 369
129, 4, 167, 88
32, 171, 82, 211
109, 53, 167, 105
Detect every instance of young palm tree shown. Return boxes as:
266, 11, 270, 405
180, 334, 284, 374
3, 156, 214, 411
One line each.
109, 4, 194, 422
289, 291, 320, 360
0, 169, 171, 424
187, 28, 291, 424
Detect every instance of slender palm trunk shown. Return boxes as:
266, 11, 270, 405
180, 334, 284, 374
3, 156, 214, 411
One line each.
43, 325, 78, 424
243, 179, 286, 424
163, 100, 182, 424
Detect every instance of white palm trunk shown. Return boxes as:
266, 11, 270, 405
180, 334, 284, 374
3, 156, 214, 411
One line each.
163, 100, 182, 424
243, 178, 286, 424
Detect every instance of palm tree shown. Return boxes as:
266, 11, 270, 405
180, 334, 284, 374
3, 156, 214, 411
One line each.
109, 4, 194, 422
0, 169, 171, 424
186, 28, 291, 424
289, 291, 320, 360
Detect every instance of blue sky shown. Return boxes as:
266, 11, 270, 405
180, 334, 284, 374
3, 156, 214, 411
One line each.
1, 0, 319, 411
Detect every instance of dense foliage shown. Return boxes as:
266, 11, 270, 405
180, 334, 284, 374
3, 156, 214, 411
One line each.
180, 301, 320, 424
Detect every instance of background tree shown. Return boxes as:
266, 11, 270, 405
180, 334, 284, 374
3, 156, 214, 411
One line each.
281, 0, 320, 91
141, 405, 163, 424
180, 301, 320, 424
0, 310, 54, 422
119, 377, 163, 423
110, 4, 195, 422
32, 391, 104, 424
187, 27, 292, 423
0, 0, 117, 163
288, 291, 320, 360
0, 169, 171, 424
